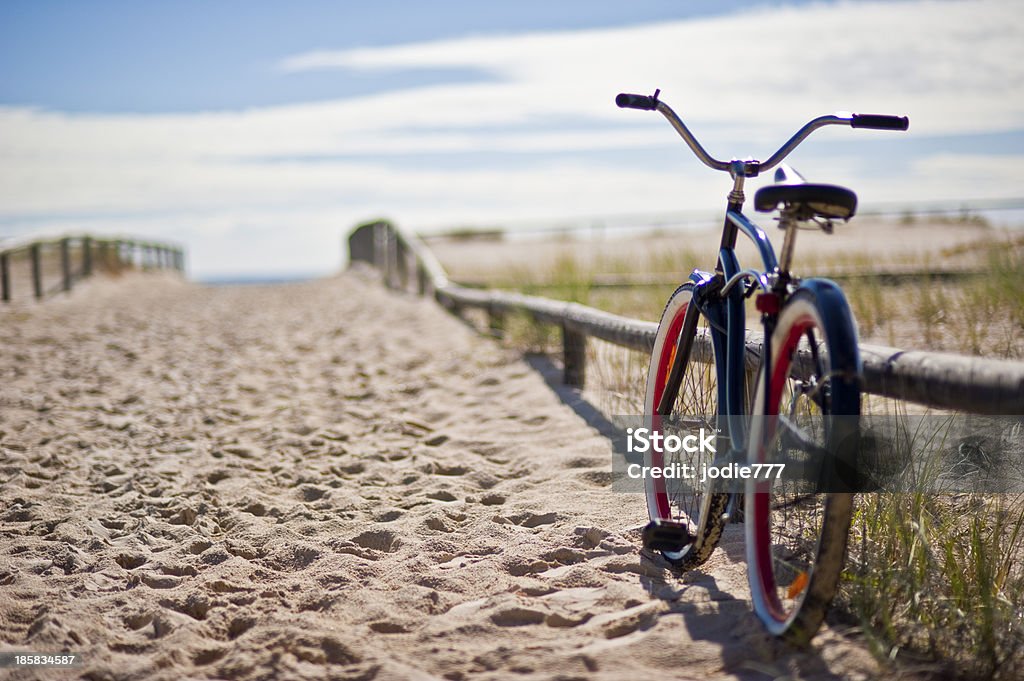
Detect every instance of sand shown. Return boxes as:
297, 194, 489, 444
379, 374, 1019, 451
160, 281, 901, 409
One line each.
0, 268, 883, 680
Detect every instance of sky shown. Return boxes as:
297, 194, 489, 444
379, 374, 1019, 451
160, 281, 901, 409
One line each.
1, 0, 1022, 279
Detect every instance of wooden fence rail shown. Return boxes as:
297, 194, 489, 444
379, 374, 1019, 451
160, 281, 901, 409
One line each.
0, 235, 186, 303
348, 220, 1024, 415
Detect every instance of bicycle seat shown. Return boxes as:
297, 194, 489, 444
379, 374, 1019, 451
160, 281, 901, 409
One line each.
754, 165, 857, 220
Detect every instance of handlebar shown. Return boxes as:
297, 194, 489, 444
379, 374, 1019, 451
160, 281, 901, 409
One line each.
615, 92, 659, 111
616, 90, 909, 177
850, 113, 910, 130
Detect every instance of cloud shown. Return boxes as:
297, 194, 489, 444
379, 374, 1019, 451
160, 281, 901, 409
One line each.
1, 0, 1022, 276
277, 0, 1024, 139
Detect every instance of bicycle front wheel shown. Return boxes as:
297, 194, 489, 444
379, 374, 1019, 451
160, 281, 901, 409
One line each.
745, 283, 859, 643
643, 281, 729, 569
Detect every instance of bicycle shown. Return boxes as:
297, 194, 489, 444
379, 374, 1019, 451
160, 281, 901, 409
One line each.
615, 89, 908, 643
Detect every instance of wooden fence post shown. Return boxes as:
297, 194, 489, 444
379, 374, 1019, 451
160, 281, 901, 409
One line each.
562, 323, 586, 388
31, 243, 43, 299
390, 229, 400, 289
373, 223, 388, 283
417, 264, 429, 296
61, 238, 72, 291
395, 238, 409, 291
488, 303, 505, 339
0, 252, 10, 302
386, 228, 399, 289
82, 237, 93, 277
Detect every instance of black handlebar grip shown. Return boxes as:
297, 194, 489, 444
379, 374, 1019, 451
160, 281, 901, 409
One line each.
616, 93, 658, 110
851, 114, 909, 131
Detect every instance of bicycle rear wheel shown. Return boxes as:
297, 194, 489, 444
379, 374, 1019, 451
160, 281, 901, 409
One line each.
746, 283, 859, 643
643, 282, 729, 569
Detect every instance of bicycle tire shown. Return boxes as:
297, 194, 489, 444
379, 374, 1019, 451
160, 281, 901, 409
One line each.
745, 283, 859, 643
643, 282, 729, 570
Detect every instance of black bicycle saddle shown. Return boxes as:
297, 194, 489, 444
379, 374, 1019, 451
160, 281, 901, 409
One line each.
754, 165, 857, 221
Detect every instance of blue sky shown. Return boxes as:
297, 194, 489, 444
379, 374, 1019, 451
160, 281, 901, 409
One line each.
1, 0, 1022, 277
1, 1, 799, 112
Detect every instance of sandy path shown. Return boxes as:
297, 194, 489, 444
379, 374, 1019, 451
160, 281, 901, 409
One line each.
1, 270, 879, 680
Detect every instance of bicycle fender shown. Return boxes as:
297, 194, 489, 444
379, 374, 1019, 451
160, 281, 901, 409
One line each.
791, 278, 861, 382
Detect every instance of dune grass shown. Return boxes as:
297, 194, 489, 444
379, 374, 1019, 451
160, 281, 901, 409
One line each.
845, 488, 1024, 678
487, 231, 1024, 359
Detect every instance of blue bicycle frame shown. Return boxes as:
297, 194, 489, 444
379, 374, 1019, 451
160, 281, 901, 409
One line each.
687, 211, 778, 480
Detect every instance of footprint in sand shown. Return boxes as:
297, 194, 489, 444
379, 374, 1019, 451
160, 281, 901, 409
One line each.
139, 572, 182, 589
123, 612, 154, 631
241, 501, 269, 517
226, 616, 256, 640
262, 544, 322, 572
586, 602, 661, 639
114, 553, 147, 570
158, 593, 212, 621
429, 463, 468, 476
572, 526, 610, 549
368, 620, 411, 634
504, 559, 550, 577
350, 529, 400, 553
563, 456, 604, 469
542, 547, 587, 565
576, 470, 613, 487
424, 516, 456, 533
545, 611, 593, 628
489, 606, 546, 627
494, 511, 558, 529
299, 485, 328, 502
192, 647, 228, 666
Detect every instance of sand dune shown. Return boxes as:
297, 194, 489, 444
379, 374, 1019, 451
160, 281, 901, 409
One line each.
1, 269, 880, 680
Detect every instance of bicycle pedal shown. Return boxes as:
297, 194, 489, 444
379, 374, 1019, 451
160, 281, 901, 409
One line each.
642, 519, 697, 553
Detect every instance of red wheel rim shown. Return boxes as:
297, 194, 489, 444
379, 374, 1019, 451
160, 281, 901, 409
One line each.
753, 314, 814, 623
650, 302, 690, 520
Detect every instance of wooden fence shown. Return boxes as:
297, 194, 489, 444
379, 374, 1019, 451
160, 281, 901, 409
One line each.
348, 220, 1024, 415
0, 235, 185, 303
